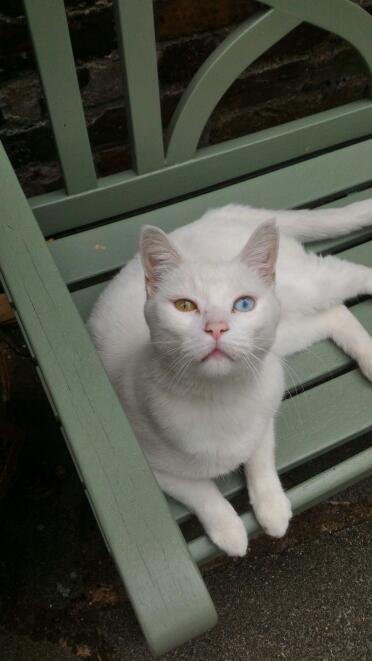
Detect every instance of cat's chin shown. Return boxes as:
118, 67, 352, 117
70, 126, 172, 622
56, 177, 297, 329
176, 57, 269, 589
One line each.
198, 353, 237, 379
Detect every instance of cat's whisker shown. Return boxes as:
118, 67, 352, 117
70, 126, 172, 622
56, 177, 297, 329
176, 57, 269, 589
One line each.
169, 353, 195, 390
280, 356, 305, 397
174, 358, 194, 387
239, 355, 271, 407
168, 351, 190, 374
276, 357, 306, 433
240, 353, 261, 385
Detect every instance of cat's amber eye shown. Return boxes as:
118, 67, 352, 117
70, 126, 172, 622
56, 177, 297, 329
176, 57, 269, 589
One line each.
174, 299, 197, 312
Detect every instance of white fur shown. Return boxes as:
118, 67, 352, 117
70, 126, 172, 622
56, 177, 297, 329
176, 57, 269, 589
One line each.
88, 200, 372, 556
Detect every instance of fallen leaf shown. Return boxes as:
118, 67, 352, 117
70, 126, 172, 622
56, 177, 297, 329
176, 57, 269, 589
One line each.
87, 584, 119, 606
76, 643, 91, 658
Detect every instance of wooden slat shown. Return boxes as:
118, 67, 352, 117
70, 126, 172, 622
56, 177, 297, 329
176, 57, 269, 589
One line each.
171, 367, 372, 523
0, 145, 217, 655
72, 282, 108, 322
285, 301, 372, 390
340, 240, 372, 267
167, 0, 372, 162
24, 0, 97, 194
31, 112, 372, 235
48, 153, 372, 287
67, 225, 370, 301
69, 208, 372, 320
275, 370, 372, 472
166, 9, 300, 163
264, 0, 372, 77
114, 0, 164, 173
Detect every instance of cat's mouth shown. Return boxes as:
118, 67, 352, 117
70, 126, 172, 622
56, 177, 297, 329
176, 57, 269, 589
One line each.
202, 347, 232, 362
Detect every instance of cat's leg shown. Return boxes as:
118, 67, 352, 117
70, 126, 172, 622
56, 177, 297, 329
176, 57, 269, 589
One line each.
273, 313, 331, 357
154, 469, 248, 557
274, 305, 372, 381
245, 420, 292, 538
306, 254, 372, 306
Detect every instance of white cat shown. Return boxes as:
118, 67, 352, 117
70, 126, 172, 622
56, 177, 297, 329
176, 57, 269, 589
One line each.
88, 201, 372, 556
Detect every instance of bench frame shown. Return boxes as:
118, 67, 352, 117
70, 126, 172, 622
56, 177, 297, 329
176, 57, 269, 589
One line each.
1, 0, 372, 655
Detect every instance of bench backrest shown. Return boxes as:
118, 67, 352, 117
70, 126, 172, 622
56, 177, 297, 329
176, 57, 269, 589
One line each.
24, 0, 372, 236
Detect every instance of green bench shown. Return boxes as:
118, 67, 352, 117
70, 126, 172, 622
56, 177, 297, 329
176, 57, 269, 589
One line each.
1, 0, 372, 655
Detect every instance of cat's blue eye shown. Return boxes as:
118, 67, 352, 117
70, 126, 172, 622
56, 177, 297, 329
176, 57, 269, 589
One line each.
233, 296, 255, 312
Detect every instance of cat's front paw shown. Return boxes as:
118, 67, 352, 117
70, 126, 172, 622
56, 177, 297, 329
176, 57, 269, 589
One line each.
207, 514, 248, 557
253, 490, 292, 538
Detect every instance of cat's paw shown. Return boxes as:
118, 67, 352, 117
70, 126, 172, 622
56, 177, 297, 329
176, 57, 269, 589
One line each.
253, 490, 292, 538
207, 515, 248, 557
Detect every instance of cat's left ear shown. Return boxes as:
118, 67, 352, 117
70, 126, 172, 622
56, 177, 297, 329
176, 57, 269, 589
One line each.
239, 220, 279, 286
140, 225, 182, 297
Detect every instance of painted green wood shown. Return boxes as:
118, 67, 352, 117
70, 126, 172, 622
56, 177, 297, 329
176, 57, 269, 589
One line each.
254, 363, 372, 469
264, 0, 372, 81
309, 228, 372, 256
30, 102, 372, 236
340, 240, 372, 268
166, 9, 300, 163
284, 301, 372, 391
189, 445, 372, 564
72, 282, 109, 322
23, 0, 97, 195
171, 366, 372, 526
0, 145, 217, 655
62, 187, 372, 292
167, 0, 372, 162
113, 0, 164, 173
48, 145, 372, 287
64, 185, 372, 316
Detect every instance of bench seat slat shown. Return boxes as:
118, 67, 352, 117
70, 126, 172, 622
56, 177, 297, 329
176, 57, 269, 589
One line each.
50, 185, 372, 288
286, 301, 372, 390
71, 233, 372, 325
171, 367, 372, 522
72, 282, 108, 322
30, 108, 372, 235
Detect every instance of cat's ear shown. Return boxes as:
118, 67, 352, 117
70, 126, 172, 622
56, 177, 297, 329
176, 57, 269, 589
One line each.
239, 220, 279, 286
140, 225, 182, 297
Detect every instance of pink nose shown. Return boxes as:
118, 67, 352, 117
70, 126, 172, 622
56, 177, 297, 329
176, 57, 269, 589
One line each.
204, 321, 229, 340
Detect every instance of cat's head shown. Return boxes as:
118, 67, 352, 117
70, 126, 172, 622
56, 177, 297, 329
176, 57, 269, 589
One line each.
140, 222, 280, 384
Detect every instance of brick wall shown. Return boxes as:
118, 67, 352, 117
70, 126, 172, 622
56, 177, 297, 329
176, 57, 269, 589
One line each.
0, 0, 371, 197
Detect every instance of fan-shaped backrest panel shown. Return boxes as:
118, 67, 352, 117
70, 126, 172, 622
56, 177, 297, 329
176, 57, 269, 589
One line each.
21, 0, 372, 235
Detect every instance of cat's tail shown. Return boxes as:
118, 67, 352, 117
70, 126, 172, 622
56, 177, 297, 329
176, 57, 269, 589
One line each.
274, 199, 372, 242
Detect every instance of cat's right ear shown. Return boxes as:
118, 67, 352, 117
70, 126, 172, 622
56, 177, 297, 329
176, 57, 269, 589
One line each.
139, 225, 181, 297
239, 220, 279, 286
